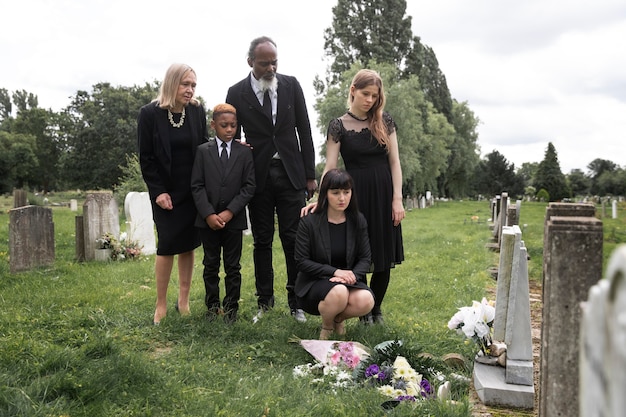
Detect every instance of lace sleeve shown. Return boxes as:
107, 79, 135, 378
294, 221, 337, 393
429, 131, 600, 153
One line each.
326, 118, 343, 143
383, 112, 397, 135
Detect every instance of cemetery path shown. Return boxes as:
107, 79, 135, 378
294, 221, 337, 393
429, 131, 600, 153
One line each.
470, 278, 542, 417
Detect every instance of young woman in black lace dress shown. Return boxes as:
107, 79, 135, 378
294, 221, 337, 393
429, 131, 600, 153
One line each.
305, 69, 405, 324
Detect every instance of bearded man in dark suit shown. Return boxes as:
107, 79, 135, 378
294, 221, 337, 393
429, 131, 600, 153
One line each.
226, 36, 317, 323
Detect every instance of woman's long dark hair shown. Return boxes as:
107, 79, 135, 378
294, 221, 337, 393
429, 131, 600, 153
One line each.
316, 169, 359, 215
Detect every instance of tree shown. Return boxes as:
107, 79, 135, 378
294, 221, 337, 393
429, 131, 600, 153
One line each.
0, 131, 38, 193
436, 100, 480, 198
315, 63, 453, 197
566, 168, 591, 197
322, 0, 413, 83
319, 0, 478, 197
471, 150, 524, 198
587, 158, 617, 195
60, 82, 158, 190
516, 162, 538, 189
12, 106, 60, 192
533, 142, 570, 201
0, 88, 12, 122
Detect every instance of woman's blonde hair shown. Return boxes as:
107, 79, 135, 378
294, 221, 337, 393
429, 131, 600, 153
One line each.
156, 63, 199, 109
348, 69, 389, 146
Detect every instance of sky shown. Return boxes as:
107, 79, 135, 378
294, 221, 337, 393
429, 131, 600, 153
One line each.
2, 0, 625, 174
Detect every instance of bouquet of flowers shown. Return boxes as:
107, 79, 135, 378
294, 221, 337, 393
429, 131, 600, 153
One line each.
96, 232, 143, 261
293, 341, 367, 390
293, 339, 458, 410
355, 340, 451, 409
447, 297, 495, 354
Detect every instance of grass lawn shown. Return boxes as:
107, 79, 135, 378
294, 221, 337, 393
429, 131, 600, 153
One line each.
0, 194, 623, 416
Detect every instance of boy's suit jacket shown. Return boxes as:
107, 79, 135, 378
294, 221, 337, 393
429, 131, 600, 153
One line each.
225, 73, 316, 193
190, 138, 256, 230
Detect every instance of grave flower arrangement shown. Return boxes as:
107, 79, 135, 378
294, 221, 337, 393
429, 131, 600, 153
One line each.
96, 232, 143, 261
293, 339, 457, 411
447, 297, 495, 355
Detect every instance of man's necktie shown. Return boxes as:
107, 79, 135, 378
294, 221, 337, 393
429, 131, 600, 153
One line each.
262, 89, 272, 121
220, 142, 228, 167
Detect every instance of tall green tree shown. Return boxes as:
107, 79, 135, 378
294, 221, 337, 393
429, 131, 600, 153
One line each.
587, 158, 617, 195
566, 168, 591, 197
0, 131, 38, 193
12, 106, 60, 192
0, 88, 12, 122
60, 82, 158, 190
323, 0, 413, 83
471, 150, 524, 198
319, 0, 478, 197
436, 100, 480, 198
315, 63, 453, 197
533, 142, 570, 201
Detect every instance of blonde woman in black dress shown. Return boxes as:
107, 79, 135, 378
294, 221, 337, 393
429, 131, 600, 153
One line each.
138, 63, 208, 325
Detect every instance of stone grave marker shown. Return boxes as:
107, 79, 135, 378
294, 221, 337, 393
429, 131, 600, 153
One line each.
13, 189, 27, 208
124, 192, 156, 255
580, 244, 626, 417
9, 205, 55, 273
82, 192, 119, 261
70, 199, 78, 211
539, 207, 603, 417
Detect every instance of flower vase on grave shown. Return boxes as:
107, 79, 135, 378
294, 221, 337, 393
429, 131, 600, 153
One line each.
94, 248, 112, 261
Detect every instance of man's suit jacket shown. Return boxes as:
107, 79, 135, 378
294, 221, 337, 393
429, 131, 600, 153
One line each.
225, 73, 316, 193
138, 101, 208, 201
190, 138, 256, 231
293, 211, 371, 298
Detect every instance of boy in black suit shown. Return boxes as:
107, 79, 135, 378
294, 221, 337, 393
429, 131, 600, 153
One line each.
191, 103, 256, 324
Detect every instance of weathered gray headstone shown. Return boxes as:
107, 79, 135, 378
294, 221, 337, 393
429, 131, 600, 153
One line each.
82, 192, 119, 261
124, 192, 156, 255
13, 189, 27, 208
9, 205, 55, 273
474, 224, 534, 409
75, 215, 85, 261
70, 199, 78, 211
539, 210, 603, 417
580, 244, 626, 417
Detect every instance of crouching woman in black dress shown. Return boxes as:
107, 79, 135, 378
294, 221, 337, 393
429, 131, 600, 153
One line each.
294, 169, 374, 340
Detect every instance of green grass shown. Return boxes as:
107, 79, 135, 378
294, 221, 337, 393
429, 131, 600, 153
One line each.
0, 196, 624, 416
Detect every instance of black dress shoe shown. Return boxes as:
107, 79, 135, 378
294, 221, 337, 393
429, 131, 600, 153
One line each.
224, 309, 238, 325
359, 312, 374, 325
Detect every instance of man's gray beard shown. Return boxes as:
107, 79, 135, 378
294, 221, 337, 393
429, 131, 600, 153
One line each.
259, 77, 278, 92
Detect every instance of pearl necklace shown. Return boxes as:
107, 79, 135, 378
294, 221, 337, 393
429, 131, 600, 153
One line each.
168, 107, 186, 128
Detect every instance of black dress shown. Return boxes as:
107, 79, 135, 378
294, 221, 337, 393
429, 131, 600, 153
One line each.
327, 112, 404, 272
151, 121, 200, 255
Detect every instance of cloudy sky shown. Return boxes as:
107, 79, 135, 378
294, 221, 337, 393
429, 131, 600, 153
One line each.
3, 0, 625, 173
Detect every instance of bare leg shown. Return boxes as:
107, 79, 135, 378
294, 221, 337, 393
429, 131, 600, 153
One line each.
154, 254, 174, 324
176, 250, 194, 315
334, 289, 375, 323
318, 285, 349, 339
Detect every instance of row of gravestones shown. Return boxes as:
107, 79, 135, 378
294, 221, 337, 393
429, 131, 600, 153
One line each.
477, 194, 625, 416
8, 191, 156, 273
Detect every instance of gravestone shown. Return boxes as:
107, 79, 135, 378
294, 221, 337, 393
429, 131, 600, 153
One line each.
612, 199, 617, 219
580, 244, 626, 417
82, 192, 119, 261
70, 199, 78, 211
539, 206, 603, 417
9, 205, 55, 273
75, 215, 85, 261
474, 225, 534, 408
13, 189, 27, 208
124, 192, 156, 255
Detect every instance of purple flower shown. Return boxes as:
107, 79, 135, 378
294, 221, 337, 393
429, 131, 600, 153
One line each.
396, 395, 416, 402
420, 378, 433, 397
365, 364, 380, 378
